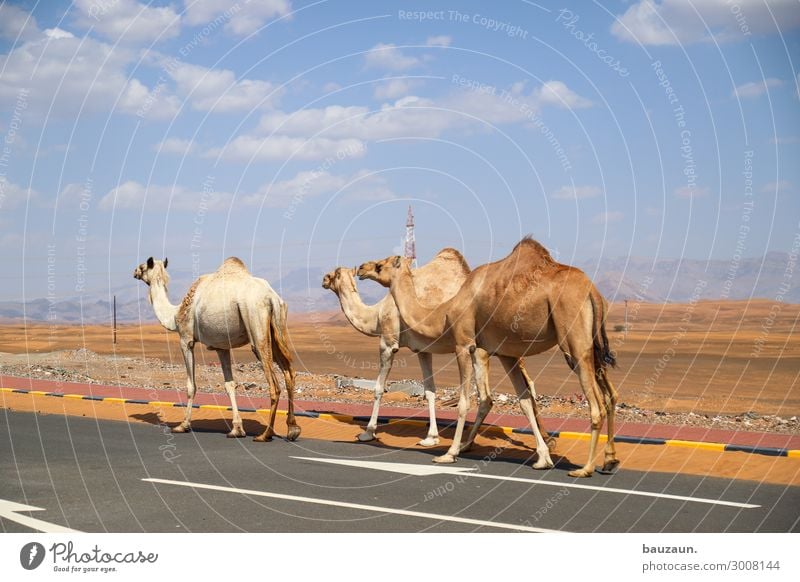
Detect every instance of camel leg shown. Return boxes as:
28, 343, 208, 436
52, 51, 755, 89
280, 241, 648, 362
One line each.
598, 367, 620, 472
518, 361, 556, 451
568, 354, 606, 478
359, 338, 395, 442
172, 339, 196, 433
274, 340, 301, 442
417, 352, 440, 447
461, 348, 493, 453
246, 309, 282, 443
217, 349, 246, 438
500, 357, 554, 469
433, 346, 472, 464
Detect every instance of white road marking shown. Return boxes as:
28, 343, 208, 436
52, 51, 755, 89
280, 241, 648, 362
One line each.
0, 499, 81, 533
292, 457, 761, 509
142, 478, 560, 533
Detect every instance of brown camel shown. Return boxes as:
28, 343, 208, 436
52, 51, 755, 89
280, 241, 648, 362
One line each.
360, 237, 618, 478
133, 257, 300, 442
325, 249, 551, 447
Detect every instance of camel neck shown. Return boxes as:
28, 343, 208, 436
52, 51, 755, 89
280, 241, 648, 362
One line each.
390, 265, 446, 339
336, 281, 381, 336
149, 279, 179, 331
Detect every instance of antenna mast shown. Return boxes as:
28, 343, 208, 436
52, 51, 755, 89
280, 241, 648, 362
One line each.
403, 205, 417, 268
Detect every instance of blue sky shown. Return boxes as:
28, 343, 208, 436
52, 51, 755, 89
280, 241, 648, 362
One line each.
0, 0, 798, 302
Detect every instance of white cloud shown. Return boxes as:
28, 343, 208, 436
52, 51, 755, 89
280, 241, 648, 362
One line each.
99, 180, 232, 211
612, 0, 800, 46
592, 211, 624, 224
0, 177, 38, 210
212, 80, 590, 161
0, 4, 39, 40
208, 135, 367, 163
732, 78, 783, 99
165, 60, 282, 112
257, 81, 590, 142
760, 180, 792, 194
0, 30, 177, 119
674, 185, 710, 198
535, 80, 593, 109
373, 78, 420, 100
552, 185, 601, 199
770, 136, 799, 145
99, 168, 390, 212
183, 0, 291, 37
426, 35, 452, 47
154, 138, 196, 155
365, 43, 420, 71
44, 28, 74, 40
73, 0, 180, 43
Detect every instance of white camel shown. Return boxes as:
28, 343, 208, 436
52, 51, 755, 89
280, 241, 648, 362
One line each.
133, 256, 300, 442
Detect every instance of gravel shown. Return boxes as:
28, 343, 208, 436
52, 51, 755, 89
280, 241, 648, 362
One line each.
1, 349, 797, 435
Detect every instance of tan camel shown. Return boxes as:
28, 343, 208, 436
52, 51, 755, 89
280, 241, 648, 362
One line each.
133, 257, 300, 442
361, 237, 618, 478
355, 250, 554, 458
322, 248, 468, 446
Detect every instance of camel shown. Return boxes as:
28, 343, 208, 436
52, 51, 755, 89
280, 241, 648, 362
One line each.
322, 248, 467, 445
361, 237, 618, 478
352, 250, 554, 454
133, 256, 300, 442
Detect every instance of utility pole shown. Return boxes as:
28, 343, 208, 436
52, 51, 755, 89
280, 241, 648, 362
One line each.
112, 295, 117, 345
403, 205, 417, 268
624, 298, 628, 337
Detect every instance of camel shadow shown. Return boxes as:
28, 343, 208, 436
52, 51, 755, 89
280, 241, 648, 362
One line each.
128, 413, 294, 440
318, 413, 583, 473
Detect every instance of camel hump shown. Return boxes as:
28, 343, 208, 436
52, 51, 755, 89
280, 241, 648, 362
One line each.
219, 257, 250, 274
430, 247, 471, 273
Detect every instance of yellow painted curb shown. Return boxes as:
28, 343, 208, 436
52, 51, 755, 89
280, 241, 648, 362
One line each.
787, 450, 800, 459
665, 439, 726, 452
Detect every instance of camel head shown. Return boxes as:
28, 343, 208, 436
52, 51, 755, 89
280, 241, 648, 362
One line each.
133, 257, 169, 286
321, 267, 357, 294
357, 255, 409, 287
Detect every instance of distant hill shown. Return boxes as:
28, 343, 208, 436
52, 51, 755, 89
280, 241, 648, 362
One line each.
1, 252, 795, 323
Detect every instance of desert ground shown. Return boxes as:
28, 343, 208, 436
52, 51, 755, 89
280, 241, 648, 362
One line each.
1, 299, 798, 419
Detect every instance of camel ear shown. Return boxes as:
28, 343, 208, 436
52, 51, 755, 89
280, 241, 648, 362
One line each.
163, 257, 168, 269
147, 257, 154, 269
393, 256, 401, 268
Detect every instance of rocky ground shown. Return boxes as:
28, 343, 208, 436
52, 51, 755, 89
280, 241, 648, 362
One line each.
1, 348, 798, 435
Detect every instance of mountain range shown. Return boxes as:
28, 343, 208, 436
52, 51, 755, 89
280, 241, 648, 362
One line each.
1, 252, 795, 324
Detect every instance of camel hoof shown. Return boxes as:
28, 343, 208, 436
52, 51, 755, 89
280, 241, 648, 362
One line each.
357, 431, 376, 442
568, 468, 593, 478
433, 453, 456, 464
171, 424, 190, 434
533, 458, 554, 470
598, 459, 620, 474
417, 436, 440, 447
286, 426, 301, 442
227, 428, 246, 438
253, 433, 273, 442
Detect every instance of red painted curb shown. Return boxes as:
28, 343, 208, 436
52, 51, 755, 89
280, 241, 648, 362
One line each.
2, 374, 798, 450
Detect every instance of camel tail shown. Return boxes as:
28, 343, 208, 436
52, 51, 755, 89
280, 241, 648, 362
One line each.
589, 288, 616, 371
269, 300, 293, 368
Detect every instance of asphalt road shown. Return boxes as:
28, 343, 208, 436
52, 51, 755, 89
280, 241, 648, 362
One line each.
1, 410, 797, 533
